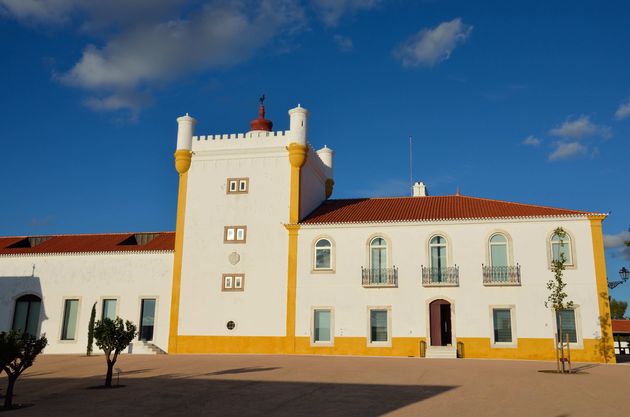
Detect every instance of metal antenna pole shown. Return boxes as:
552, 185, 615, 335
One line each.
409, 136, 413, 192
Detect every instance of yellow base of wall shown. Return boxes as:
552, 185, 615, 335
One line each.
458, 337, 615, 363
172, 335, 614, 363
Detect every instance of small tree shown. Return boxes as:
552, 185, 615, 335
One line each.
545, 227, 573, 372
86, 302, 97, 356
94, 318, 137, 387
611, 298, 628, 320
0, 331, 48, 409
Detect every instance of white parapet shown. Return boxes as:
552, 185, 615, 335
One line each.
176, 113, 197, 151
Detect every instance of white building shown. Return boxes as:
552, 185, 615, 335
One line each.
0, 101, 615, 362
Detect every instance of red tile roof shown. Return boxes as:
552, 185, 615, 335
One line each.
612, 319, 630, 334
0, 232, 175, 255
301, 195, 596, 224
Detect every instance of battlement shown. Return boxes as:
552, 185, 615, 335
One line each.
192, 130, 292, 152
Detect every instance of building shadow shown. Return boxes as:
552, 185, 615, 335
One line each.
204, 367, 281, 376
3, 376, 457, 417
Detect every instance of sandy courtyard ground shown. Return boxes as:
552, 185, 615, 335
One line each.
1, 354, 628, 416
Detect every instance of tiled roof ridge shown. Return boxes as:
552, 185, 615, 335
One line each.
324, 194, 594, 214
0, 230, 175, 239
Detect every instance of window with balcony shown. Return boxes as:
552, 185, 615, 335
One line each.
362, 237, 397, 287
483, 233, 521, 285
422, 235, 458, 286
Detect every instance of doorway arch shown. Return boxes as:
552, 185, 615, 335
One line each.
428, 299, 452, 346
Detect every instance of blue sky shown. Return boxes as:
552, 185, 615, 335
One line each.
1, 0, 629, 302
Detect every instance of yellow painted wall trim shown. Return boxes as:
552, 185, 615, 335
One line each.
168, 150, 192, 353
284, 143, 308, 354
588, 216, 616, 363
458, 337, 611, 363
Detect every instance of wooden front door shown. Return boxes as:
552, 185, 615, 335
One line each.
430, 299, 452, 346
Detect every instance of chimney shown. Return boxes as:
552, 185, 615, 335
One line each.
412, 181, 428, 197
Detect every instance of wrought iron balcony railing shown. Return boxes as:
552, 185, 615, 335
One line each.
482, 264, 521, 286
421, 265, 459, 287
361, 267, 398, 287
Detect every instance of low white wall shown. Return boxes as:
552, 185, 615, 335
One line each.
0, 251, 173, 354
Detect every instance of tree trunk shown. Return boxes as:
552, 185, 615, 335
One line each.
105, 361, 114, 387
4, 375, 16, 409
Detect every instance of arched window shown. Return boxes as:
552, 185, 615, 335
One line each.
12, 294, 41, 336
551, 232, 573, 265
489, 234, 508, 267
314, 238, 332, 270
429, 236, 448, 282
370, 237, 388, 270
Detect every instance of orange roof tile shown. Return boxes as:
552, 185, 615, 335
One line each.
301, 195, 596, 224
612, 319, 630, 334
0, 232, 175, 255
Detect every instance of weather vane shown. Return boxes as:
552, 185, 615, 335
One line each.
260, 94, 265, 105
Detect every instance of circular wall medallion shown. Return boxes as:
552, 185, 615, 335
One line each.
228, 252, 240, 265
227, 321, 236, 330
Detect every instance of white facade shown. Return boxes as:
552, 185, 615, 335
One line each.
0, 102, 613, 362
0, 250, 172, 353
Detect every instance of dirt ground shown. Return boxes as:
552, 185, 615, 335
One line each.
1, 354, 628, 417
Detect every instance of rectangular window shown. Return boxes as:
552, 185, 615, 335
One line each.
492, 308, 513, 343
61, 299, 79, 340
222, 274, 245, 291
224, 226, 247, 243
227, 178, 249, 194
369, 309, 389, 343
102, 299, 117, 320
556, 309, 577, 343
313, 309, 332, 343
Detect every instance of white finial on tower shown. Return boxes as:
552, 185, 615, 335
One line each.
288, 104, 309, 146
176, 113, 197, 151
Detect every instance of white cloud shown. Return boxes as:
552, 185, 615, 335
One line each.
311, 0, 381, 27
549, 115, 611, 139
0, 0, 77, 25
333, 34, 353, 51
39, 1, 305, 114
615, 97, 630, 120
548, 141, 587, 161
522, 135, 541, 146
393, 18, 473, 67
604, 230, 630, 260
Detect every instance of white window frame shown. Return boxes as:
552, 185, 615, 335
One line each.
428, 234, 449, 268
489, 305, 517, 348
488, 232, 512, 267
100, 297, 119, 320
547, 229, 577, 269
59, 297, 81, 343
367, 235, 390, 269
222, 274, 245, 292
312, 236, 335, 272
311, 307, 334, 346
551, 305, 583, 349
367, 306, 391, 347
226, 177, 249, 194
224, 226, 247, 243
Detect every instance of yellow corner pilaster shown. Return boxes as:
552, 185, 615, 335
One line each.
588, 215, 616, 363
168, 150, 192, 353
285, 143, 307, 353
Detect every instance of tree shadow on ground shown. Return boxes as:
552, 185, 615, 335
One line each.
204, 367, 281, 376
3, 376, 457, 417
